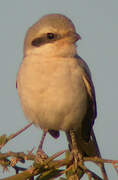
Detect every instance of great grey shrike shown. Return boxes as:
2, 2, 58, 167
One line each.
17, 14, 101, 160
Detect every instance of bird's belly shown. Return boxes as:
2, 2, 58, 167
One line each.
17, 59, 87, 131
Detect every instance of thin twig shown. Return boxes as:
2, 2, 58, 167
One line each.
86, 171, 92, 180
0, 123, 33, 150
46, 150, 66, 163
98, 163, 108, 180
8, 123, 33, 140
86, 169, 103, 180
112, 162, 118, 174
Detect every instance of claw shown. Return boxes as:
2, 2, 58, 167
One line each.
69, 130, 83, 171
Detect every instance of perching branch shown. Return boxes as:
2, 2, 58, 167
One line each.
0, 126, 118, 180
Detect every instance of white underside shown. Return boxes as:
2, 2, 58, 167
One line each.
17, 55, 88, 131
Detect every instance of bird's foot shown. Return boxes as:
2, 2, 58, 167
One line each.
71, 148, 83, 171
69, 130, 83, 171
37, 146, 48, 159
35, 147, 48, 164
66, 150, 84, 180
35, 129, 48, 163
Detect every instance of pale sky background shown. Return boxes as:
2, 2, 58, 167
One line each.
0, 0, 118, 179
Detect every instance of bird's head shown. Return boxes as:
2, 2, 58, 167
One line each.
24, 14, 81, 57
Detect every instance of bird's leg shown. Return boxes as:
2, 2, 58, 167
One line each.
66, 130, 84, 179
37, 129, 48, 151
69, 129, 83, 169
36, 129, 48, 160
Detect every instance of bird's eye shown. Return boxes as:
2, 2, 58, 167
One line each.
47, 33, 55, 39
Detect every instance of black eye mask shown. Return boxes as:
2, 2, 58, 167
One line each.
31, 33, 61, 47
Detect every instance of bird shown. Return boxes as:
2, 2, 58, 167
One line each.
16, 14, 107, 178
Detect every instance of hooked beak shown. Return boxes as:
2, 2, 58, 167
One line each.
67, 31, 81, 43
74, 32, 81, 42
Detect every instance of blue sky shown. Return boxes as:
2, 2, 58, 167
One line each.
0, 0, 118, 179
